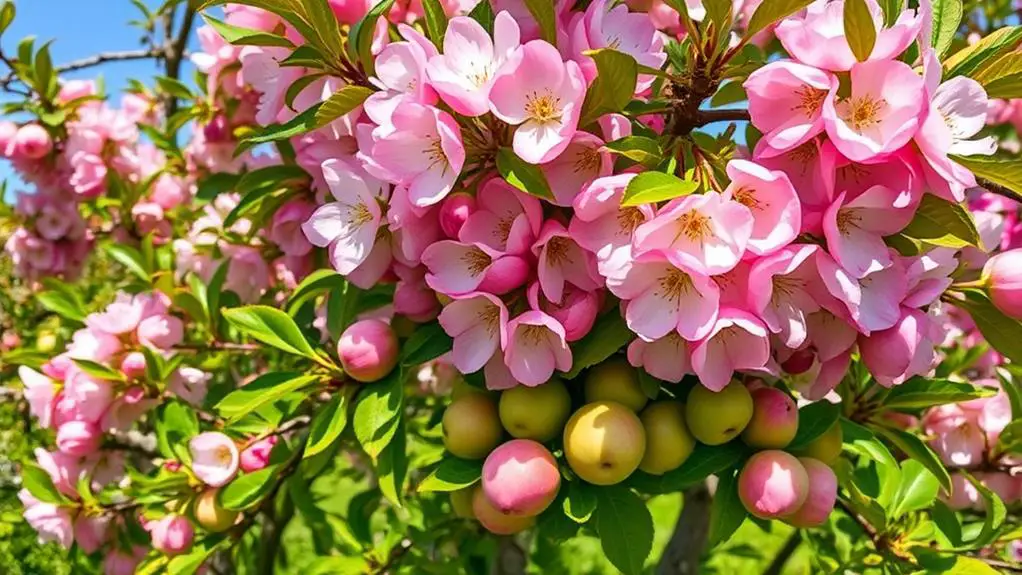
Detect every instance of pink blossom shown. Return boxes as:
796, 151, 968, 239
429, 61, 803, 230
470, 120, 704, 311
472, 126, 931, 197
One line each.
539, 132, 613, 206
56, 421, 102, 456
504, 311, 572, 386
747, 245, 828, 349
570, 173, 654, 279
18, 366, 56, 428
439, 192, 476, 239
490, 40, 586, 164
822, 59, 925, 162
459, 177, 543, 255
387, 186, 443, 266
724, 160, 801, 255
634, 191, 754, 275
393, 264, 441, 321
365, 35, 437, 127
627, 333, 690, 383
63, 370, 115, 423
532, 220, 600, 304
574, 0, 665, 92
87, 293, 152, 335
371, 103, 465, 207
690, 309, 771, 391
221, 244, 272, 302
168, 367, 211, 407
422, 240, 529, 296
66, 328, 123, 363
745, 61, 838, 156
860, 307, 937, 387
69, 152, 108, 198
102, 386, 159, 432
528, 283, 601, 342
239, 46, 303, 126
15, 124, 52, 159
823, 187, 915, 278
137, 312, 184, 350
132, 201, 172, 241
19, 491, 73, 548
302, 159, 385, 275
189, 432, 240, 487
438, 292, 509, 374
427, 12, 521, 116
104, 547, 147, 575
984, 249, 1022, 319
34, 448, 83, 497
268, 200, 316, 257
150, 514, 194, 556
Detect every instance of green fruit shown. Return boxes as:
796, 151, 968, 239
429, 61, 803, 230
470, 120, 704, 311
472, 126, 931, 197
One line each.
194, 489, 239, 533
563, 401, 646, 485
499, 380, 572, 442
685, 381, 754, 446
584, 358, 649, 412
793, 420, 843, 465
638, 401, 696, 475
450, 487, 475, 519
442, 394, 503, 459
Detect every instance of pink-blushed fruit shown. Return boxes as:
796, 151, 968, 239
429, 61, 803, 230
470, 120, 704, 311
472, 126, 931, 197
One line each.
685, 381, 754, 446
741, 387, 799, 449
784, 458, 837, 527
638, 401, 695, 475
584, 357, 649, 412
482, 440, 561, 516
985, 250, 1022, 319
442, 394, 503, 459
193, 489, 239, 533
472, 487, 536, 534
498, 380, 572, 442
738, 450, 809, 519
337, 319, 399, 383
793, 420, 843, 465
563, 401, 646, 485
149, 514, 194, 556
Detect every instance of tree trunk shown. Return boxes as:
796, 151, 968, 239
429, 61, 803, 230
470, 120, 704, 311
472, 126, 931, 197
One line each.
657, 483, 712, 575
490, 536, 527, 575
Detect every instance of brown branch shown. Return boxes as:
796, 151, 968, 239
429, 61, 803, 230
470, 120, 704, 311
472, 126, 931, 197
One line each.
976, 177, 1021, 203
657, 483, 712, 575
164, 1, 197, 119
763, 532, 801, 575
695, 108, 751, 126
57, 49, 165, 74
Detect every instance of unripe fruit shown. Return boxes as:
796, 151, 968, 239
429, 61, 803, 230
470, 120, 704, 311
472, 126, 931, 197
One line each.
793, 420, 843, 465
194, 489, 239, 533
984, 249, 1022, 319
482, 440, 561, 516
584, 358, 648, 412
784, 458, 837, 528
450, 487, 475, 519
638, 401, 696, 475
337, 319, 399, 383
442, 394, 503, 459
741, 387, 798, 449
685, 381, 753, 446
738, 450, 809, 519
499, 380, 571, 442
563, 401, 646, 485
472, 487, 536, 534
450, 377, 488, 400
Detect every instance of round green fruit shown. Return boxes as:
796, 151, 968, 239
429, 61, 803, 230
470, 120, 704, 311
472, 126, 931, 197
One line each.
499, 380, 572, 442
442, 394, 503, 459
685, 381, 753, 446
563, 401, 646, 485
584, 358, 649, 412
638, 401, 696, 475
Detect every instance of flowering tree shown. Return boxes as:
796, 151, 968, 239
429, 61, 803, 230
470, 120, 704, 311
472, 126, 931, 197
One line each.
3, 0, 1022, 573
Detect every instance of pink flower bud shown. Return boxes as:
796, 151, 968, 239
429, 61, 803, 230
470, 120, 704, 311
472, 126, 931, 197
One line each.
240, 436, 278, 473
203, 114, 231, 143
149, 514, 194, 556
0, 121, 17, 156
120, 352, 147, 379
15, 124, 52, 159
781, 348, 816, 375
984, 249, 1022, 319
439, 192, 476, 239
338, 319, 399, 383
189, 432, 239, 487
55, 421, 102, 456
137, 314, 184, 350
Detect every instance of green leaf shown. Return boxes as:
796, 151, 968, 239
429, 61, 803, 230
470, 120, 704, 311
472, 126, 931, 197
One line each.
603, 136, 663, 168
155, 76, 194, 100
931, 499, 963, 547
495, 147, 554, 199
522, 0, 557, 44
353, 370, 404, 461
944, 26, 1022, 79
953, 156, 1022, 202
222, 305, 320, 360
883, 377, 998, 410
467, 0, 495, 35
841, 419, 901, 504
621, 171, 699, 206
563, 481, 597, 523
167, 536, 226, 575
196, 172, 240, 201
708, 470, 748, 548
869, 424, 952, 494
36, 291, 86, 322
287, 269, 346, 314
0, 2, 15, 36
593, 485, 654, 575
104, 244, 150, 281
202, 14, 295, 48
236, 165, 309, 196
33, 43, 54, 98
930, 0, 963, 58
878, 0, 902, 27
900, 194, 982, 249
421, 0, 448, 48
628, 441, 749, 495
994, 420, 1022, 457
155, 401, 199, 464
564, 312, 634, 379
216, 372, 320, 423
314, 85, 374, 128
961, 471, 1007, 549
72, 359, 125, 382
745, 0, 814, 38
401, 321, 453, 366
787, 400, 841, 450
844, 0, 877, 62
890, 459, 940, 519
243, 102, 323, 145
20, 463, 72, 505
348, 0, 396, 76
377, 417, 408, 506
305, 388, 353, 458
220, 464, 281, 510
205, 260, 230, 332
579, 49, 638, 127
417, 457, 483, 492
954, 289, 1022, 364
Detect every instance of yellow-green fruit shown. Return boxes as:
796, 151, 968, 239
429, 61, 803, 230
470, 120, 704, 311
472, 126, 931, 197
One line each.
584, 358, 649, 412
35, 331, 58, 353
442, 394, 503, 459
563, 401, 646, 485
685, 381, 754, 446
638, 401, 696, 475
194, 489, 239, 533
499, 380, 572, 442
450, 487, 475, 519
794, 420, 843, 465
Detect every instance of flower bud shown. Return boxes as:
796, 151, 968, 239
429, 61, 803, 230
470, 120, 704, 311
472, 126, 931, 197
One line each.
120, 352, 147, 380
15, 124, 52, 159
240, 436, 277, 473
439, 192, 476, 239
781, 348, 815, 375
984, 249, 1022, 319
188, 432, 239, 487
203, 114, 231, 143
0, 121, 17, 156
150, 514, 194, 556
542, 287, 600, 342
55, 421, 101, 456
338, 319, 399, 383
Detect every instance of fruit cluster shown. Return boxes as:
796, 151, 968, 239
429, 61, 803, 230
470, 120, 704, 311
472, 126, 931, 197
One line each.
441, 358, 845, 532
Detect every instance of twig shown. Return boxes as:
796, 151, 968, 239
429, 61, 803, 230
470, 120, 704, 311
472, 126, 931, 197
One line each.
972, 556, 1022, 573
657, 483, 713, 575
0, 49, 165, 88
763, 532, 801, 575
173, 342, 260, 353
164, 2, 197, 118
694, 108, 751, 126
976, 177, 1021, 203
242, 415, 311, 450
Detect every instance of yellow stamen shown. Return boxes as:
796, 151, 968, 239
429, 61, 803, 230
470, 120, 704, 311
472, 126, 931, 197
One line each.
791, 85, 826, 118
524, 90, 563, 124
461, 247, 492, 275
656, 268, 693, 303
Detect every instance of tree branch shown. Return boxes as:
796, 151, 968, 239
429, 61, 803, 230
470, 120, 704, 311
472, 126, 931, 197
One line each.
976, 177, 1021, 203
657, 483, 712, 575
164, 1, 197, 118
695, 108, 751, 126
764, 532, 801, 575
0, 49, 165, 90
